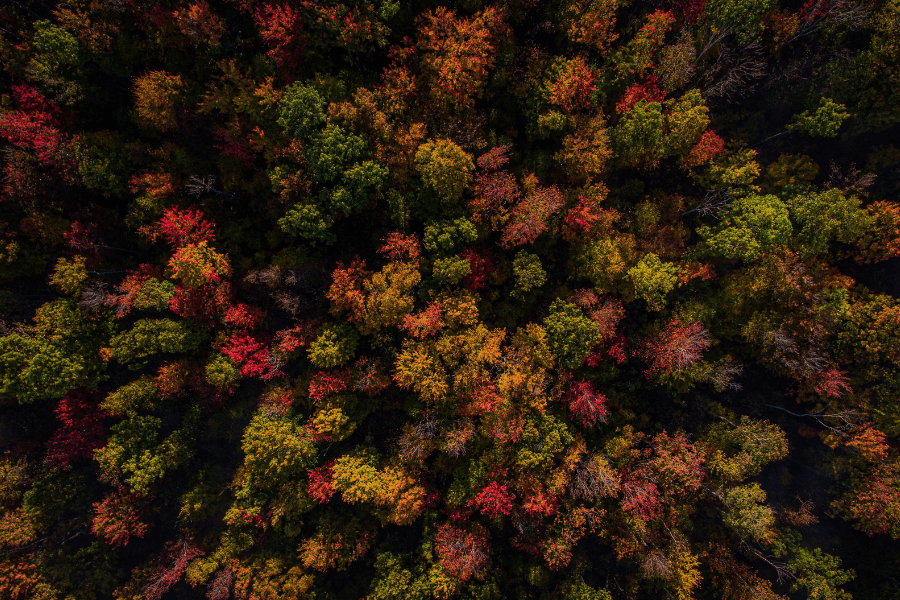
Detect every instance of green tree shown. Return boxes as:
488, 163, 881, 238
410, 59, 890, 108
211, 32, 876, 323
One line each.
279, 203, 336, 245
308, 323, 359, 368
611, 100, 665, 167
788, 188, 872, 257
0, 300, 111, 403
512, 251, 546, 298
786, 99, 851, 138
241, 412, 316, 490
627, 253, 679, 310
423, 219, 478, 255
49, 256, 89, 296
415, 139, 475, 203
108, 319, 203, 365
432, 256, 472, 286
698, 194, 792, 261
277, 83, 326, 140
544, 300, 601, 369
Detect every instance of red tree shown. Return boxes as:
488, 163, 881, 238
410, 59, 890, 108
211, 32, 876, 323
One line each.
47, 390, 107, 469
461, 248, 495, 291
501, 175, 564, 248
159, 206, 215, 247
468, 482, 515, 518
561, 381, 609, 427
308, 370, 350, 402
91, 487, 150, 547
640, 319, 713, 378
434, 523, 490, 580
307, 462, 336, 504
143, 539, 205, 600
616, 76, 666, 114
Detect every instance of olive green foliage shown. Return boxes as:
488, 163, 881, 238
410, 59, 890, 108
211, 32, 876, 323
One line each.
49, 256, 89, 296
414, 139, 475, 202
206, 355, 240, 389
279, 203, 336, 245
787, 188, 872, 257
698, 194, 792, 261
627, 253, 679, 310
0, 300, 111, 402
308, 322, 359, 368
787, 98, 851, 138
512, 250, 546, 298
432, 255, 472, 285
108, 318, 203, 364
543, 300, 601, 369
277, 83, 327, 140
424, 218, 478, 255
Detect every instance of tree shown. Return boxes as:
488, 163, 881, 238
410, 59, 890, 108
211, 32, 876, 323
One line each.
424, 219, 478, 255
433, 524, 490, 581
0, 300, 111, 403
544, 300, 602, 369
168, 241, 232, 289
308, 323, 359, 368
108, 319, 202, 364
277, 83, 326, 140
91, 486, 149, 548
501, 175, 565, 248
640, 319, 713, 378
512, 251, 546, 298
787, 188, 871, 257
415, 139, 475, 203
241, 412, 316, 490
627, 253, 680, 310
698, 194, 792, 261
786, 98, 851, 137
612, 100, 665, 168
133, 71, 183, 131
417, 7, 506, 111
47, 389, 107, 468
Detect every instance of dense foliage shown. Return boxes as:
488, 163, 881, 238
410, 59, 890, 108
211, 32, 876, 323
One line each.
1, 0, 899, 599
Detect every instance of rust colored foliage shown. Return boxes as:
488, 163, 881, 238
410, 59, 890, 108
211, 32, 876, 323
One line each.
501, 175, 565, 248
434, 523, 490, 581
91, 487, 150, 548
640, 319, 713, 377
143, 540, 205, 600
400, 301, 444, 339
461, 248, 495, 290
378, 232, 421, 261
842, 463, 900, 538
133, 71, 183, 131
646, 431, 705, 493
682, 130, 726, 169
47, 389, 107, 468
131, 173, 176, 199
856, 200, 900, 262
548, 57, 596, 113
621, 475, 661, 521
307, 462, 336, 504
471, 145, 521, 227
417, 7, 507, 111
562, 195, 620, 241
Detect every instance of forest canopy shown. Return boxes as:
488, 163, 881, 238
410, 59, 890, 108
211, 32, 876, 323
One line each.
1, 0, 900, 599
